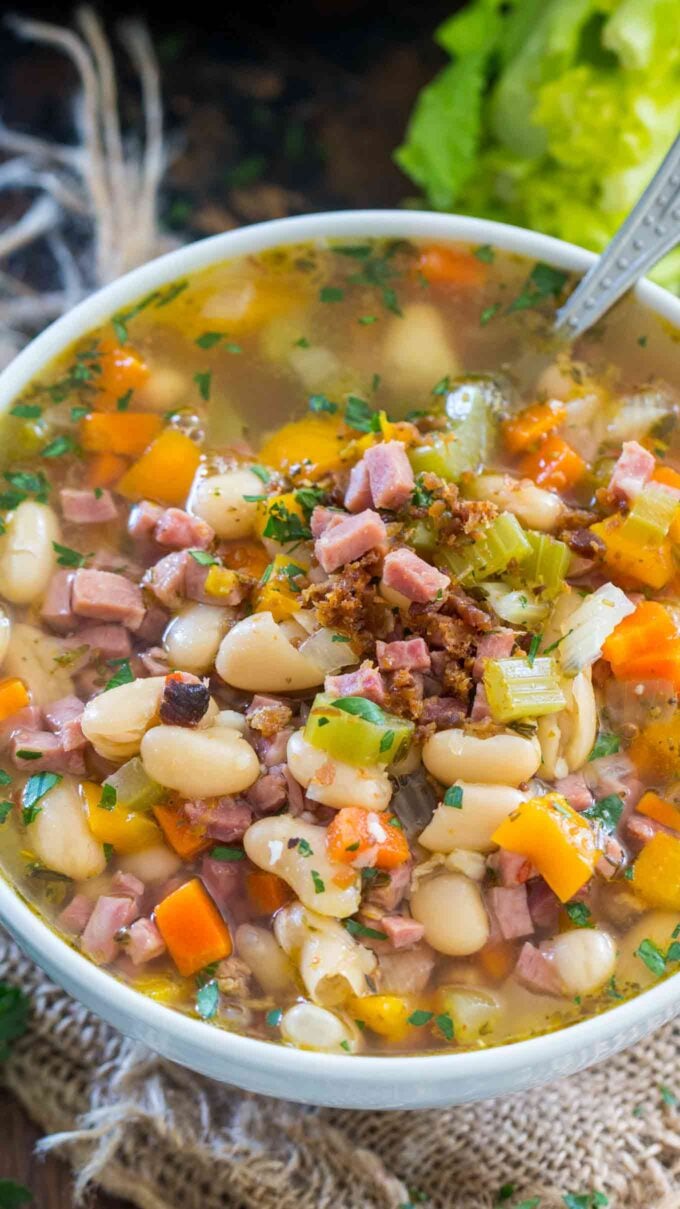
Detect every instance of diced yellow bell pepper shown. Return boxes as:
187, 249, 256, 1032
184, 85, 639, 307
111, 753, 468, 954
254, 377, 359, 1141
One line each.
590, 516, 674, 589
253, 553, 306, 621
491, 793, 601, 903
132, 973, 190, 1005
630, 716, 680, 780
258, 415, 346, 477
632, 832, 680, 910
203, 565, 239, 600
81, 781, 161, 853
347, 994, 412, 1041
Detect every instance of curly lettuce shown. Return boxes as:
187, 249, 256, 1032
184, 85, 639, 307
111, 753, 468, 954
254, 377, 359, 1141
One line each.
394, 0, 680, 290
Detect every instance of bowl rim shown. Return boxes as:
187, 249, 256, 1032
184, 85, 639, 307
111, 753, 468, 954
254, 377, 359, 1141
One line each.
1, 207, 679, 1105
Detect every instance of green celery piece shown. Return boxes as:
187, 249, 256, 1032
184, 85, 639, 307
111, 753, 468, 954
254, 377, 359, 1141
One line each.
103, 757, 164, 812
438, 510, 531, 585
304, 693, 413, 768
513, 530, 571, 599
620, 483, 680, 546
408, 519, 438, 553
409, 382, 496, 483
409, 433, 458, 480
483, 655, 566, 723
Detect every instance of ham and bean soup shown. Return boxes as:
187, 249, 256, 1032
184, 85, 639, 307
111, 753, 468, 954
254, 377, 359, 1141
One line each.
2, 237, 680, 1055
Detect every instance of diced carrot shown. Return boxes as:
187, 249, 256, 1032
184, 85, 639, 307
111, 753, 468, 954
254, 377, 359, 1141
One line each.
590, 515, 674, 590
154, 878, 232, 977
152, 802, 211, 860
80, 411, 162, 457
632, 832, 680, 911
245, 869, 293, 915
220, 539, 271, 580
84, 451, 128, 489
479, 942, 516, 982
93, 340, 150, 411
652, 466, 680, 542
503, 401, 567, 454
519, 434, 586, 493
637, 791, 680, 832
0, 677, 30, 723
602, 601, 679, 685
116, 428, 201, 507
416, 244, 487, 287
491, 793, 601, 903
326, 807, 410, 870
258, 415, 345, 478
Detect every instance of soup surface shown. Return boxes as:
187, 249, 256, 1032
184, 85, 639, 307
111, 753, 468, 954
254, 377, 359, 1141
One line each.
1, 236, 680, 1057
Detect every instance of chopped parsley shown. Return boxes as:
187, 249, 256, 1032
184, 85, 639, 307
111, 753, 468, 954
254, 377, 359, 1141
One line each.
195, 331, 225, 349
407, 1009, 433, 1027
333, 696, 386, 725
41, 434, 76, 459
565, 901, 593, 929
339, 1039, 351, 1052
210, 846, 245, 861
411, 476, 435, 508
250, 464, 270, 484
265, 1008, 283, 1028
358, 315, 378, 326
480, 303, 501, 325
508, 262, 568, 314
0, 802, 13, 824
189, 549, 219, 566
98, 784, 117, 811
22, 773, 62, 825
588, 733, 620, 761
10, 404, 42, 419
195, 979, 219, 1020
193, 370, 212, 401
635, 938, 667, 977
431, 375, 451, 396
311, 869, 325, 894
103, 658, 134, 692
527, 632, 542, 667
342, 919, 387, 941
308, 394, 338, 415
0, 772, 11, 787
288, 837, 313, 857
319, 287, 344, 303
262, 502, 312, 544
331, 634, 351, 643
294, 336, 310, 348
1, 469, 49, 508
52, 542, 89, 568
117, 389, 133, 411
473, 244, 495, 263
14, 751, 42, 761
294, 487, 325, 514
443, 785, 463, 809
344, 394, 375, 433
562, 1195, 608, 1209
435, 1012, 455, 1041
583, 794, 624, 834
71, 405, 90, 422
379, 730, 395, 753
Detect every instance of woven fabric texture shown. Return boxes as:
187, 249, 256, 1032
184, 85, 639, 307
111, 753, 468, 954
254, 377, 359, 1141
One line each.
2, 932, 680, 1209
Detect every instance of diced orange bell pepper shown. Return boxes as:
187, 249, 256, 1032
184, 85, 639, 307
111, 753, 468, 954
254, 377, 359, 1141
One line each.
245, 869, 293, 915
220, 539, 271, 580
637, 791, 680, 833
326, 808, 410, 870
258, 415, 345, 478
116, 428, 201, 507
519, 434, 586, 493
154, 878, 232, 977
0, 678, 30, 723
94, 340, 150, 411
416, 244, 487, 287
602, 601, 680, 685
85, 451, 128, 489
630, 716, 680, 780
632, 831, 680, 910
503, 401, 567, 454
253, 553, 306, 621
491, 793, 601, 902
652, 466, 680, 542
479, 941, 517, 982
81, 782, 161, 853
590, 515, 674, 590
80, 411, 162, 457
152, 802, 211, 860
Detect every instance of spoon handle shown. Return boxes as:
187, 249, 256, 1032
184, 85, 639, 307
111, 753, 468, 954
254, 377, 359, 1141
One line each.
554, 132, 680, 341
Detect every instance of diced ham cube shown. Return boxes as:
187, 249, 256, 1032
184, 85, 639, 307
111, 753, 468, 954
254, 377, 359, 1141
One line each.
515, 941, 563, 996
420, 697, 466, 728
135, 607, 170, 645
10, 729, 86, 775
470, 682, 492, 722
491, 850, 535, 887
473, 628, 516, 680
58, 893, 94, 934
344, 460, 373, 513
245, 771, 287, 815
41, 570, 76, 634
487, 885, 534, 940
110, 870, 145, 905
81, 894, 138, 965
376, 637, 431, 672
128, 500, 164, 542
626, 813, 671, 847
364, 441, 415, 511
314, 509, 387, 573
554, 771, 593, 813
154, 508, 214, 550
138, 647, 169, 676
382, 548, 449, 604
127, 917, 166, 965
378, 944, 434, 994
367, 862, 412, 912
282, 765, 305, 815
143, 552, 189, 608
325, 663, 386, 705
526, 879, 561, 931
608, 440, 655, 503
43, 695, 86, 753
70, 623, 132, 661
184, 796, 252, 842
60, 487, 117, 524
310, 506, 343, 539
596, 833, 626, 879
0, 706, 43, 753
200, 855, 241, 912
380, 915, 425, 949
447, 585, 493, 632
72, 569, 145, 630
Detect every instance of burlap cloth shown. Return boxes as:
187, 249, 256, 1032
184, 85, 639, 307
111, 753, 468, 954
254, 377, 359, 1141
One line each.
2, 929, 680, 1209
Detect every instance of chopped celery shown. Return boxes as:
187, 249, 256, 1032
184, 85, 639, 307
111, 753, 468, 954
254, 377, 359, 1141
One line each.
408, 519, 438, 553
481, 582, 549, 626
438, 511, 532, 585
512, 531, 571, 600
304, 693, 413, 768
558, 582, 635, 676
483, 656, 567, 723
103, 757, 164, 813
409, 381, 496, 482
620, 483, 680, 546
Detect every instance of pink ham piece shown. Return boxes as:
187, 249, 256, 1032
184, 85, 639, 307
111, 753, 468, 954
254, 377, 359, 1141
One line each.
473, 628, 516, 680
420, 696, 466, 729
382, 548, 449, 604
527, 880, 561, 931
245, 771, 287, 815
127, 917, 166, 965
310, 506, 343, 539
515, 941, 563, 996
364, 441, 414, 510
608, 440, 655, 503
128, 500, 164, 542
135, 607, 170, 645
325, 663, 386, 705
378, 945, 434, 994
344, 460, 372, 513
184, 797, 252, 842
380, 915, 425, 949
110, 870, 145, 905
44, 695, 86, 753
144, 552, 190, 608
470, 682, 492, 722
72, 569, 145, 630
154, 508, 214, 551
367, 862, 412, 912
487, 885, 534, 940
10, 729, 86, 775
554, 771, 593, 813
376, 637, 431, 672
60, 487, 117, 524
58, 894, 94, 934
314, 509, 387, 573
69, 623, 132, 661
492, 850, 535, 887
0, 706, 43, 753
81, 894, 138, 965
282, 765, 305, 815
41, 569, 76, 634
200, 856, 241, 912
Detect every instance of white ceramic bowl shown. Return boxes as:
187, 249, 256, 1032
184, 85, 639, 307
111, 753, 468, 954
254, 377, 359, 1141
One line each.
0, 210, 679, 1110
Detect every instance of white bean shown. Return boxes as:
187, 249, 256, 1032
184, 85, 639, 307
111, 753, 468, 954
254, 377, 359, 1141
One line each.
235, 923, 296, 994
0, 501, 60, 604
615, 911, 680, 990
189, 468, 264, 539
4, 622, 74, 706
423, 729, 541, 788
119, 844, 181, 883
27, 776, 106, 881
410, 872, 489, 956
216, 612, 324, 693
214, 709, 246, 732
274, 902, 376, 1006
140, 724, 259, 798
469, 474, 564, 532
382, 303, 458, 392
280, 1002, 359, 1053
549, 929, 616, 996
418, 782, 525, 854
163, 602, 231, 674
287, 730, 392, 812
81, 676, 165, 762
244, 816, 361, 917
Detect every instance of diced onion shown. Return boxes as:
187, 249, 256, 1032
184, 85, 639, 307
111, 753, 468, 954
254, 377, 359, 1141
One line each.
298, 627, 359, 675
482, 582, 549, 626
558, 582, 634, 676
